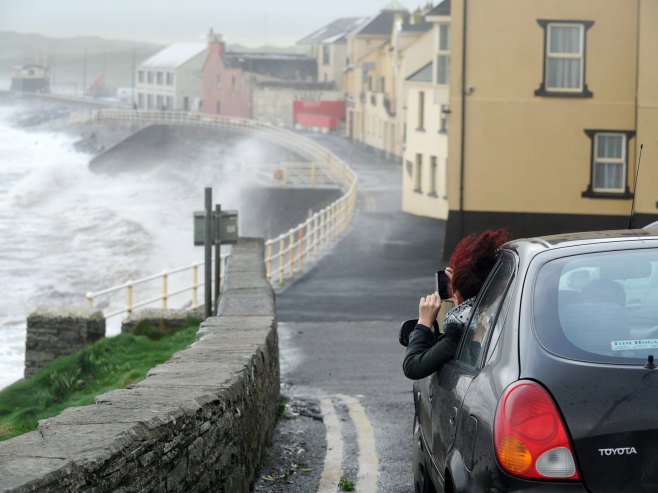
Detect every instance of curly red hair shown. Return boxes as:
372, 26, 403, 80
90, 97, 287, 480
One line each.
450, 229, 509, 301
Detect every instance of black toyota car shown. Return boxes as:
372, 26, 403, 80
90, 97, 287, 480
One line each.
413, 229, 658, 493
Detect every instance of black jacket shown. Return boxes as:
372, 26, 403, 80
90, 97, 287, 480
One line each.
402, 298, 475, 380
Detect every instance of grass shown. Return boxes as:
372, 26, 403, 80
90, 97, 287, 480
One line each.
338, 477, 355, 491
0, 321, 198, 441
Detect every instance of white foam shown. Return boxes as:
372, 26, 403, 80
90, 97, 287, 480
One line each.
0, 102, 277, 390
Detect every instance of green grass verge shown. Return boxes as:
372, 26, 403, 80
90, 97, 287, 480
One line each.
0, 322, 198, 442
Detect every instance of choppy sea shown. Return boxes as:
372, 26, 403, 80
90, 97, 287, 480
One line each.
0, 99, 274, 389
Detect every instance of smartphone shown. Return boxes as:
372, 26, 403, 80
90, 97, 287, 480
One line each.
436, 270, 450, 299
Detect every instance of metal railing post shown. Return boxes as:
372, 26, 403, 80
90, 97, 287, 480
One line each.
192, 264, 198, 309
126, 281, 133, 316
298, 229, 303, 271
288, 232, 295, 278
162, 271, 168, 309
279, 237, 285, 286
266, 242, 273, 280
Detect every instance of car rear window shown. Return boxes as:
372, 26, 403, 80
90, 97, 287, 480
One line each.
533, 248, 658, 364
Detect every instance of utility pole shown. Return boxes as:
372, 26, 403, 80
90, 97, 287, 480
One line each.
214, 204, 222, 315
204, 187, 213, 319
131, 47, 136, 106
82, 48, 88, 97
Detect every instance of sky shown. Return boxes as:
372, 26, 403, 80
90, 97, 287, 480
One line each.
0, 0, 416, 46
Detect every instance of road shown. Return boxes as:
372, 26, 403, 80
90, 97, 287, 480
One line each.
254, 134, 447, 492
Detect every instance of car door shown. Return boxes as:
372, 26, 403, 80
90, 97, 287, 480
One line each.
429, 255, 516, 474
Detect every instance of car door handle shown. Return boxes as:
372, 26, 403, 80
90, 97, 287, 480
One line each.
449, 406, 458, 427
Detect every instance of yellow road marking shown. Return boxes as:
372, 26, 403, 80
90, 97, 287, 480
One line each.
340, 395, 380, 492
317, 398, 345, 493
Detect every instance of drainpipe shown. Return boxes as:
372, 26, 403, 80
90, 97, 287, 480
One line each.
459, 0, 469, 240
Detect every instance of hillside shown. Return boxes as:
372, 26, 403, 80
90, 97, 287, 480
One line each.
0, 31, 163, 92
0, 31, 305, 93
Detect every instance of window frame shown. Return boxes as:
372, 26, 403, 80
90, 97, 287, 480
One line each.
414, 153, 423, 193
582, 129, 635, 199
417, 91, 425, 131
535, 19, 593, 98
428, 155, 438, 197
322, 45, 330, 66
456, 253, 517, 370
436, 23, 450, 86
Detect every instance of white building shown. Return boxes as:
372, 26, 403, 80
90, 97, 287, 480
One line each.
136, 43, 207, 111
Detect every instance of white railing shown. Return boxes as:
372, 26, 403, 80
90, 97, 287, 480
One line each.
75, 109, 358, 316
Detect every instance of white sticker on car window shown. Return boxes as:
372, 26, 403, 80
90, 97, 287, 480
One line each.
611, 339, 658, 351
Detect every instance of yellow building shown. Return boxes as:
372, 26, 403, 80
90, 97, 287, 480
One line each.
442, 0, 658, 253
402, 1, 452, 220
297, 17, 368, 91
344, 2, 413, 157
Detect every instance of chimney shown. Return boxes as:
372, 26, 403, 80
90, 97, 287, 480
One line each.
207, 28, 225, 55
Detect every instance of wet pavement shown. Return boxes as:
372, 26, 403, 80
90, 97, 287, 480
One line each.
255, 132, 447, 493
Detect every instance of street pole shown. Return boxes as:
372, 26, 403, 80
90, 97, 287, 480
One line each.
204, 187, 212, 319
214, 204, 222, 315
82, 48, 87, 98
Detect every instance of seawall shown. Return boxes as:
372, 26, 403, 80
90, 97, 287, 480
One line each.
0, 238, 279, 492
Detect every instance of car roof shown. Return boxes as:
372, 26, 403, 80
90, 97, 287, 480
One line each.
501, 228, 658, 257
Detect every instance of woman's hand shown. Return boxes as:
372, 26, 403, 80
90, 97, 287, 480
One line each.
418, 292, 442, 328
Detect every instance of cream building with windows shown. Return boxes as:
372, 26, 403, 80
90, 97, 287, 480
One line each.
136, 44, 207, 111
401, 1, 452, 220
298, 17, 367, 91
440, 0, 658, 254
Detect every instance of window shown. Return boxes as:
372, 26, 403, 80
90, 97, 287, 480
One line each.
417, 91, 425, 130
147, 94, 153, 109
380, 76, 385, 92
167, 73, 174, 86
414, 153, 422, 192
156, 71, 163, 85
156, 95, 163, 108
216, 74, 221, 88
147, 71, 153, 84
166, 96, 173, 109
429, 156, 438, 197
534, 249, 658, 365
216, 101, 221, 114
582, 130, 634, 198
439, 105, 449, 134
138, 70, 144, 83
406, 160, 413, 177
437, 24, 450, 85
231, 76, 236, 90
137, 93, 144, 107
458, 257, 515, 367
322, 45, 330, 65
536, 20, 593, 97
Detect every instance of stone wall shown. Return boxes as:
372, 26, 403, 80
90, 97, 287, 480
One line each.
0, 238, 279, 492
25, 307, 106, 378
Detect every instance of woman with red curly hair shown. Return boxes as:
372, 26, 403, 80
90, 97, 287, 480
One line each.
403, 229, 509, 380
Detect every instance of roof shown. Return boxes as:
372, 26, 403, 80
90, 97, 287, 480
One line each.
140, 43, 207, 69
406, 62, 433, 82
297, 17, 368, 45
427, 0, 451, 16
224, 53, 317, 80
400, 21, 433, 33
356, 8, 409, 36
505, 230, 658, 255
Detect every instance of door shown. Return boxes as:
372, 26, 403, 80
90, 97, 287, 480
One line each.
430, 256, 516, 472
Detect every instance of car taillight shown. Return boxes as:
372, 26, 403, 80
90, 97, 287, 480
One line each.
494, 380, 580, 481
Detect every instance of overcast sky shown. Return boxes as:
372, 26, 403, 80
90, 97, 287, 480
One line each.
0, 0, 417, 46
